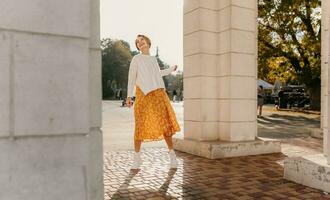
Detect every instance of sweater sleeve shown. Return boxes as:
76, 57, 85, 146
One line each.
160, 65, 175, 77
127, 57, 138, 98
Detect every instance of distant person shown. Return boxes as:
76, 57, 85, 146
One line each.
118, 89, 123, 100
126, 34, 181, 170
273, 78, 281, 110
115, 89, 120, 100
257, 85, 265, 117
278, 87, 287, 109
172, 89, 177, 102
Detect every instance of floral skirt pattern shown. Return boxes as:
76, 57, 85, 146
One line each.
134, 86, 181, 142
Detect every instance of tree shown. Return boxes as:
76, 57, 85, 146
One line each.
101, 38, 132, 99
258, 0, 321, 109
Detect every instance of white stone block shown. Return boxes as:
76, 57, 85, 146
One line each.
184, 100, 200, 121
231, 30, 256, 54
219, 99, 256, 122
13, 33, 89, 136
230, 99, 256, 121
183, 120, 202, 140
231, 6, 256, 32
0, 32, 10, 136
0, 135, 89, 200
200, 31, 219, 54
184, 9, 200, 34
184, 31, 219, 56
284, 154, 330, 193
184, 121, 218, 141
200, 0, 219, 10
199, 9, 219, 32
89, 50, 102, 128
219, 30, 230, 54
219, 0, 230, 10
219, 76, 256, 99
327, 128, 330, 158
184, 32, 200, 56
184, 76, 217, 99
184, 55, 200, 77
184, 99, 218, 121
219, 99, 257, 142
219, 6, 230, 32
184, 54, 217, 77
218, 53, 229, 76
219, 121, 256, 141
218, 76, 230, 98
322, 1, 329, 31
87, 129, 104, 200
219, 99, 230, 122
232, 76, 257, 99
184, 8, 218, 34
324, 128, 328, 155
184, 0, 199, 13
232, 0, 256, 10
219, 30, 256, 54
90, 0, 100, 48
231, 53, 256, 76
174, 137, 214, 158
321, 28, 329, 59
231, 121, 257, 141
173, 137, 281, 159
219, 53, 256, 77
0, 0, 90, 37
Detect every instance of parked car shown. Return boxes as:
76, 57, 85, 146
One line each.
278, 85, 310, 109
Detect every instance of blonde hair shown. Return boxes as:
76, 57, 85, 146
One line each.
135, 34, 151, 50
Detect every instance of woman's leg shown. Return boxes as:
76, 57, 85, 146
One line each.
164, 136, 174, 150
131, 139, 143, 170
134, 139, 142, 152
164, 135, 178, 168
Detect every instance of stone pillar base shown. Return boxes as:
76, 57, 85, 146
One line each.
308, 128, 323, 139
173, 137, 281, 159
284, 154, 330, 193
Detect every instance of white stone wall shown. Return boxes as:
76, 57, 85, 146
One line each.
183, 0, 257, 142
0, 0, 103, 199
322, 0, 330, 162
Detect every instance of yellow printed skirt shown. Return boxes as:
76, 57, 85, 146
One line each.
134, 86, 181, 142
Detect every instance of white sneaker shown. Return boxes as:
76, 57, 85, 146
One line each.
169, 149, 178, 169
131, 152, 142, 170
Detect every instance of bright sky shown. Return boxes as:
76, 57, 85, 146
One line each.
100, 0, 184, 71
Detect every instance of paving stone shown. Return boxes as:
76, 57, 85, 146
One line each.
103, 102, 327, 199
104, 143, 330, 199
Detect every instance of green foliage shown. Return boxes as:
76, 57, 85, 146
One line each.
101, 38, 133, 99
166, 72, 184, 99
258, 0, 321, 109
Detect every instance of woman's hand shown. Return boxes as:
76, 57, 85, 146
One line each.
126, 97, 133, 108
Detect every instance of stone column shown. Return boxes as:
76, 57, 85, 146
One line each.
284, 0, 330, 192
218, 0, 258, 141
322, 0, 329, 159
0, 0, 103, 199
173, 0, 280, 159
88, 0, 104, 199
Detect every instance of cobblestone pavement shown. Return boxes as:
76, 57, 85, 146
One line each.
104, 138, 329, 200
103, 101, 328, 199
